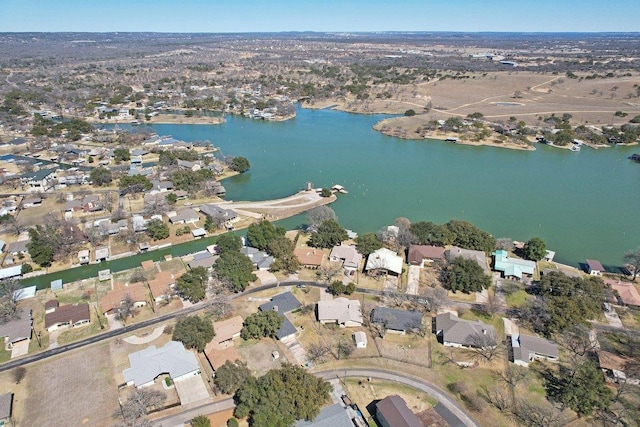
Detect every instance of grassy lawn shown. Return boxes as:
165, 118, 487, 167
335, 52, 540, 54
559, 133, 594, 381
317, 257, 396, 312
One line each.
615, 307, 640, 329
0, 339, 11, 363
505, 289, 533, 307
447, 290, 476, 302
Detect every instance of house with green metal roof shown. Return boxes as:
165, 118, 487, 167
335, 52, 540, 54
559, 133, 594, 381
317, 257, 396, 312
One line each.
492, 249, 536, 279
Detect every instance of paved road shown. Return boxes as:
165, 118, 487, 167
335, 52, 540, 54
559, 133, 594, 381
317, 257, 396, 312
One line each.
0, 279, 479, 372
152, 398, 234, 427
315, 368, 478, 427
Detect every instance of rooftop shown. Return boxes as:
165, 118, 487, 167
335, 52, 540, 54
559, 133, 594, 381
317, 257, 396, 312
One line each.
259, 291, 301, 313
123, 341, 199, 387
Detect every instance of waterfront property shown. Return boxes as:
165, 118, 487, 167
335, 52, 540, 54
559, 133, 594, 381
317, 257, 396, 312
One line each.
586, 259, 605, 275
44, 302, 91, 332
446, 246, 490, 275
408, 245, 445, 265
492, 249, 536, 280
365, 248, 403, 276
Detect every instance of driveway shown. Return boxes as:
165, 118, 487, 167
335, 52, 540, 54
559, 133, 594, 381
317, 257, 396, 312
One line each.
174, 373, 211, 407
406, 265, 421, 295
11, 340, 30, 358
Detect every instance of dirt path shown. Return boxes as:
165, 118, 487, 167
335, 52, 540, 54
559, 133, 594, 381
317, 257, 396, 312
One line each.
219, 190, 337, 219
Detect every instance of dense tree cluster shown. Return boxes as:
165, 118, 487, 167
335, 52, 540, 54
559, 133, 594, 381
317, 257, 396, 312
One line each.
234, 363, 331, 426
216, 234, 242, 254
442, 257, 491, 294
521, 237, 547, 261
214, 360, 252, 395
229, 156, 251, 173
520, 271, 605, 336
145, 219, 169, 241
89, 167, 113, 186
119, 174, 152, 194
214, 251, 257, 292
240, 310, 283, 340
172, 315, 215, 352
27, 215, 83, 266
175, 266, 209, 302
246, 220, 286, 251
328, 281, 356, 296
354, 232, 382, 256
309, 219, 348, 248
306, 206, 337, 227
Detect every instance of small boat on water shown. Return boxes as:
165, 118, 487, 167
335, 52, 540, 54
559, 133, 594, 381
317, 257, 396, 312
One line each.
629, 153, 640, 162
571, 145, 581, 152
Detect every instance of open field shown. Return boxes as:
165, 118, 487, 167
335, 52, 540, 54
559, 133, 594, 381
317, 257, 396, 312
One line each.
21, 342, 119, 427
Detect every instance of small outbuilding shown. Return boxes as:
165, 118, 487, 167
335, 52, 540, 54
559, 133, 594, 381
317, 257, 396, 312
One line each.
353, 331, 367, 348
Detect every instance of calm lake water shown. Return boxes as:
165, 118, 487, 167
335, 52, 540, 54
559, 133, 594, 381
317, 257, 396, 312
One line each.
143, 108, 639, 267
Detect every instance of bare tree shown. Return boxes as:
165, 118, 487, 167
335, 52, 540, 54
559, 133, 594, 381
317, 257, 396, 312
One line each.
466, 330, 502, 362
114, 388, 166, 427
0, 279, 23, 322
307, 206, 337, 227
316, 262, 343, 283
116, 294, 138, 322
560, 324, 598, 358
482, 293, 503, 316
497, 365, 528, 389
308, 342, 331, 363
420, 286, 449, 313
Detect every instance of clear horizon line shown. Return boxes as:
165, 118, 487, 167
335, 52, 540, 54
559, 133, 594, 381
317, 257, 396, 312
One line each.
2, 30, 640, 35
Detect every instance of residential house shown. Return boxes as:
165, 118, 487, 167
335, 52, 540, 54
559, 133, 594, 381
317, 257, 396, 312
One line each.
329, 244, 362, 272
6, 240, 29, 256
510, 333, 559, 367
586, 259, 605, 276
434, 312, 496, 348
99, 282, 148, 315
371, 307, 423, 335
294, 403, 353, 427
177, 159, 201, 172
123, 341, 200, 388
375, 395, 422, 427
0, 309, 32, 349
259, 292, 301, 341
0, 392, 13, 426
199, 204, 238, 229
22, 196, 42, 208
65, 194, 103, 214
241, 246, 274, 270
353, 331, 368, 348
188, 252, 217, 270
446, 246, 490, 275
44, 303, 91, 332
132, 215, 148, 232
598, 351, 639, 385
317, 297, 363, 327
98, 219, 128, 236
20, 168, 56, 190
294, 247, 324, 269
408, 245, 445, 265
606, 279, 640, 307
212, 316, 244, 346
148, 271, 176, 304
167, 208, 199, 224
78, 249, 90, 265
0, 265, 23, 280
95, 246, 110, 262
150, 180, 173, 193
365, 248, 403, 276
492, 249, 536, 280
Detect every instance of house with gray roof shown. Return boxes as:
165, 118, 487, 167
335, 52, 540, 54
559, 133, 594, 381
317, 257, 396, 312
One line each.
6, 240, 29, 255
241, 246, 274, 270
200, 204, 238, 228
0, 392, 13, 425
435, 312, 496, 348
445, 246, 490, 274
511, 334, 559, 367
259, 292, 301, 313
167, 208, 199, 224
371, 307, 423, 335
0, 309, 32, 349
376, 395, 422, 427
259, 292, 301, 341
295, 403, 353, 427
123, 341, 200, 388
187, 252, 217, 270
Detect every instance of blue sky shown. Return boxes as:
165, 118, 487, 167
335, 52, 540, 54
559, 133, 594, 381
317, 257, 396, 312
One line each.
1, 0, 639, 33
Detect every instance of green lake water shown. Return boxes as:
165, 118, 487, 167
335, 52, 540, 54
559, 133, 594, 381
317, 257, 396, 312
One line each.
149, 108, 639, 268
24, 107, 639, 288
